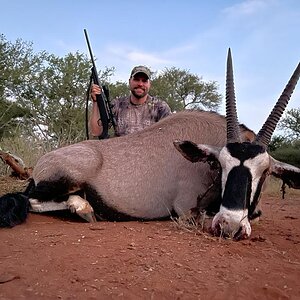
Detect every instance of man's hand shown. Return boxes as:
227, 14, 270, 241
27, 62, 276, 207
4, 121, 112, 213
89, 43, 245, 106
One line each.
91, 84, 102, 102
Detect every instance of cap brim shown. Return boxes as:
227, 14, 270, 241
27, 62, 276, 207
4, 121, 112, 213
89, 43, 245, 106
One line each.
131, 72, 150, 79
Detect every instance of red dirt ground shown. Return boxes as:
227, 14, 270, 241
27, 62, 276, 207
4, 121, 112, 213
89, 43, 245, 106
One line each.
0, 176, 299, 300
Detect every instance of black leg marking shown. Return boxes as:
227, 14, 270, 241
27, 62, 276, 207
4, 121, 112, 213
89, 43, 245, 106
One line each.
29, 177, 80, 202
83, 184, 176, 221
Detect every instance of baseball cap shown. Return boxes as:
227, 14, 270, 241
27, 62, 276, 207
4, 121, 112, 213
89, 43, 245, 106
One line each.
130, 66, 151, 79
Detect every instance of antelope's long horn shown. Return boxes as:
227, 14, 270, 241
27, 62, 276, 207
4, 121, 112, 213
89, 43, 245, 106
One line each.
226, 48, 241, 143
256, 62, 300, 146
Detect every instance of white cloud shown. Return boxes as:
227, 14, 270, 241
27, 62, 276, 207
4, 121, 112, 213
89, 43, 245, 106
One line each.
107, 45, 162, 62
127, 51, 171, 65
103, 43, 199, 75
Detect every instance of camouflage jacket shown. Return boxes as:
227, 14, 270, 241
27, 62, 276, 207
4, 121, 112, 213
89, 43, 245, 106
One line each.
111, 95, 171, 136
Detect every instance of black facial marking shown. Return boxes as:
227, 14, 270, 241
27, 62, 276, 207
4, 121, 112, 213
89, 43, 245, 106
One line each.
222, 143, 268, 213
248, 169, 268, 218
249, 209, 262, 221
222, 166, 252, 210
227, 142, 266, 163
174, 141, 217, 164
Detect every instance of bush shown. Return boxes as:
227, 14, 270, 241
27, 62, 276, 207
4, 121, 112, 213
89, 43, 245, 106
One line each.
271, 147, 300, 168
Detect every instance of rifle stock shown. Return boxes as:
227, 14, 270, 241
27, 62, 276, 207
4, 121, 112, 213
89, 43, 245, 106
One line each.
84, 29, 115, 139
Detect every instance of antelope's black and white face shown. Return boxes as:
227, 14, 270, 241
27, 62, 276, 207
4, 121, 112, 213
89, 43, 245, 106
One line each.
174, 140, 271, 239
175, 48, 300, 239
212, 142, 270, 239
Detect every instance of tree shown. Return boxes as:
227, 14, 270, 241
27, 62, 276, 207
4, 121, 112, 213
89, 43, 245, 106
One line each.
278, 108, 300, 140
270, 140, 300, 168
150, 67, 222, 112
108, 81, 128, 100
18, 52, 115, 146
24, 52, 93, 145
0, 33, 116, 147
0, 34, 43, 140
0, 98, 31, 140
269, 108, 300, 167
268, 135, 288, 152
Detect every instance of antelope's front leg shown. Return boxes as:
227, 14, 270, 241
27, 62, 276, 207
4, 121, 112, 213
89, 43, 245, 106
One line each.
67, 195, 96, 223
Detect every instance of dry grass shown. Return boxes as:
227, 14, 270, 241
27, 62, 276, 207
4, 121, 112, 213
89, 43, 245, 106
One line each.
171, 210, 214, 237
0, 136, 52, 176
0, 175, 29, 196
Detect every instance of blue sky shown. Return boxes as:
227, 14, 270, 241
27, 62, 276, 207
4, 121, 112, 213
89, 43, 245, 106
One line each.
1, 0, 299, 133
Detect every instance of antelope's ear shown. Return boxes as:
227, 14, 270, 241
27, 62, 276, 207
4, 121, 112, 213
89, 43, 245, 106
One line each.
173, 140, 221, 164
270, 157, 300, 189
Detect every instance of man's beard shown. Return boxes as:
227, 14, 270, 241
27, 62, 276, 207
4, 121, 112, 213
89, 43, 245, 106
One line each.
131, 88, 147, 99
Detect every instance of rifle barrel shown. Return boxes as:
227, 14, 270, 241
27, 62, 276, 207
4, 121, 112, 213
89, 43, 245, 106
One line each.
84, 29, 99, 85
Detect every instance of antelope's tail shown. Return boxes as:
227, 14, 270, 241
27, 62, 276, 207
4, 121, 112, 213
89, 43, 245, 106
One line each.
0, 179, 34, 227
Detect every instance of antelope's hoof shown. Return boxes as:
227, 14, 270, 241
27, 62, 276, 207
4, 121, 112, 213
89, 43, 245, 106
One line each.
67, 195, 96, 223
77, 211, 97, 223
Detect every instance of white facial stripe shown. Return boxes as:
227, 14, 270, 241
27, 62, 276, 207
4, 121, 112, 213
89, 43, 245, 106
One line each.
219, 147, 240, 195
244, 152, 270, 203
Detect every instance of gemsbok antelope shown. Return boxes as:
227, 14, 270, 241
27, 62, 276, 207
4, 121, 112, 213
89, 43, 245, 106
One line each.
0, 49, 299, 240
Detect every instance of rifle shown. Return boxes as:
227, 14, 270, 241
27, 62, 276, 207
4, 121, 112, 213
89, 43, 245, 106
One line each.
84, 29, 116, 139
